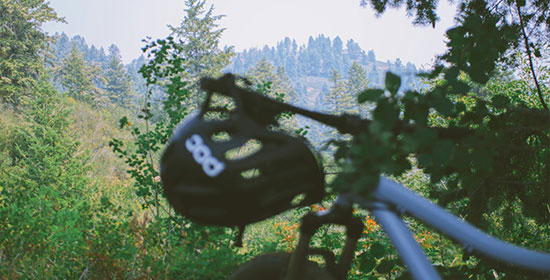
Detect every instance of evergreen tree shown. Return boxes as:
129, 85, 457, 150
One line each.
50, 32, 71, 65
97, 47, 108, 66
103, 44, 134, 107
333, 37, 343, 53
168, 0, 234, 85
163, 0, 235, 112
126, 55, 148, 96
347, 61, 369, 96
85, 45, 100, 63
346, 39, 363, 61
325, 68, 358, 115
284, 55, 298, 79
0, 82, 91, 277
394, 58, 403, 71
54, 44, 103, 103
297, 49, 309, 77
367, 49, 376, 62
246, 59, 295, 101
369, 63, 380, 85
0, 0, 63, 105
308, 49, 322, 76
347, 61, 372, 118
71, 35, 88, 54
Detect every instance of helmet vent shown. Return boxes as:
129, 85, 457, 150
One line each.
203, 110, 230, 121
241, 168, 261, 179
211, 131, 232, 143
225, 139, 263, 160
210, 94, 235, 109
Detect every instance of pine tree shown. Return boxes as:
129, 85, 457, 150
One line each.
367, 50, 376, 62
246, 59, 295, 101
346, 39, 363, 61
347, 62, 369, 96
0, 82, 91, 277
347, 61, 373, 118
325, 68, 358, 115
103, 44, 134, 107
126, 55, 148, 96
168, 0, 234, 83
164, 0, 235, 111
0, 0, 63, 105
369, 63, 380, 86
54, 44, 103, 103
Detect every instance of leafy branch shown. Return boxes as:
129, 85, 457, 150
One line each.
515, 0, 548, 110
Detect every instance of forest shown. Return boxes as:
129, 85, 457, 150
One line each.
0, 0, 549, 279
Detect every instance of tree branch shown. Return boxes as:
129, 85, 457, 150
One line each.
515, 0, 549, 111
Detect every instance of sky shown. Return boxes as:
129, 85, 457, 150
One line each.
43, 0, 458, 68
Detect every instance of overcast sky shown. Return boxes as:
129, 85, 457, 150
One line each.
43, 0, 458, 67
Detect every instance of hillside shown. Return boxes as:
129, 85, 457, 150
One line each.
49, 33, 423, 112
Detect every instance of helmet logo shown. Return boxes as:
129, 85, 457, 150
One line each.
185, 134, 226, 177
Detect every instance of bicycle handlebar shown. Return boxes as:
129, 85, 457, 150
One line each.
200, 74, 471, 138
200, 74, 370, 134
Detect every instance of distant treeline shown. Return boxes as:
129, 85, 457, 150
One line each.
225, 35, 422, 94
48, 32, 147, 106
48, 33, 423, 110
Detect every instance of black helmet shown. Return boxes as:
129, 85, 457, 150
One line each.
160, 74, 325, 227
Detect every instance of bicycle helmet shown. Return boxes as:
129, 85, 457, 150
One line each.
160, 74, 325, 227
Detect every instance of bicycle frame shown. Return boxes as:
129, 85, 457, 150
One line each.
199, 75, 550, 279
286, 177, 550, 280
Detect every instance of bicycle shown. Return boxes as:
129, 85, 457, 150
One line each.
159, 74, 550, 279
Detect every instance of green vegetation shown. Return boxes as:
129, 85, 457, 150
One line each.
0, 0, 64, 105
0, 0, 548, 279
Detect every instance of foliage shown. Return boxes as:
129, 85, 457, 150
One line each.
49, 34, 144, 108
347, 61, 370, 99
0, 82, 92, 278
53, 44, 104, 103
325, 0, 550, 278
165, 0, 234, 109
106, 1, 248, 278
1, 0, 548, 279
227, 34, 421, 99
245, 59, 296, 102
102, 44, 135, 107
0, 0, 63, 105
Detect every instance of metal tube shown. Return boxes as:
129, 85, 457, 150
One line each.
371, 206, 441, 280
365, 176, 550, 272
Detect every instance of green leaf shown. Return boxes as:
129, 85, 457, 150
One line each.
432, 95, 454, 117
431, 139, 455, 167
444, 67, 459, 82
371, 242, 386, 258
471, 149, 494, 172
467, 64, 489, 84
453, 81, 470, 95
374, 99, 399, 127
376, 259, 395, 274
385, 72, 401, 95
360, 255, 377, 274
358, 89, 385, 103
119, 116, 129, 129
491, 95, 509, 109
402, 127, 437, 153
